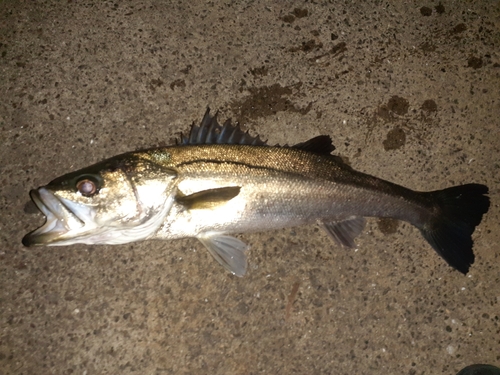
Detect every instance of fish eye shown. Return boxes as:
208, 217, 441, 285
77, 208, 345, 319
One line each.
76, 178, 98, 197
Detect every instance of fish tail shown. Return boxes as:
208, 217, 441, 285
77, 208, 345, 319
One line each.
419, 183, 489, 274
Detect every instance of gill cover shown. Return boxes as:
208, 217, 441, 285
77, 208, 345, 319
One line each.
23, 154, 177, 246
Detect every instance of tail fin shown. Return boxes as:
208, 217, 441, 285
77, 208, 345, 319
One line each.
420, 184, 489, 274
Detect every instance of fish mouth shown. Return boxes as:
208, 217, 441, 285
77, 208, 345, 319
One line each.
22, 188, 91, 246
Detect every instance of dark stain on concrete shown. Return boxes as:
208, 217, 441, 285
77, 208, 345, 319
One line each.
421, 100, 437, 113
468, 56, 483, 69
289, 39, 323, 53
330, 41, 347, 56
378, 218, 399, 235
377, 96, 409, 122
230, 83, 312, 123
282, 14, 295, 24
180, 65, 192, 74
452, 23, 467, 34
149, 78, 164, 92
0, 42, 7, 58
383, 127, 406, 150
281, 8, 309, 23
310, 41, 347, 62
420, 99, 438, 123
249, 66, 269, 77
387, 96, 409, 116
420, 42, 436, 53
292, 8, 308, 18
420, 7, 432, 17
170, 79, 186, 90
435, 3, 445, 14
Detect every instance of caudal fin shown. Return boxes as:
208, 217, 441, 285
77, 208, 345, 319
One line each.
420, 184, 489, 274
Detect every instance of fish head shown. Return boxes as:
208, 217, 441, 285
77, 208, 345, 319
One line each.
22, 152, 177, 246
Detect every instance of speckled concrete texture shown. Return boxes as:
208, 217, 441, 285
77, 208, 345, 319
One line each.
1, 1, 499, 374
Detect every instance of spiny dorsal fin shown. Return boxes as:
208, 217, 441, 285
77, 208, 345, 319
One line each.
178, 108, 267, 146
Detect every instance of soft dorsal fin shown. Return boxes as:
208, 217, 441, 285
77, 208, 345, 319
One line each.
292, 135, 335, 155
178, 108, 267, 146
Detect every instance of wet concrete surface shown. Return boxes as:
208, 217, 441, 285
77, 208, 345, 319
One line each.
1, 1, 499, 374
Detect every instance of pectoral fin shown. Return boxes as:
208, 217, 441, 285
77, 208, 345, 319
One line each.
198, 234, 248, 277
319, 216, 366, 248
176, 186, 241, 210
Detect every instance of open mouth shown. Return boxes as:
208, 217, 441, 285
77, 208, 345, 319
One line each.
22, 188, 86, 246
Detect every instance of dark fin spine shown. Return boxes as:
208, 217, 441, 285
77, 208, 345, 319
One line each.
179, 108, 267, 146
419, 184, 489, 274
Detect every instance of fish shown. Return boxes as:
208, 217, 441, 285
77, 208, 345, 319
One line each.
22, 108, 490, 276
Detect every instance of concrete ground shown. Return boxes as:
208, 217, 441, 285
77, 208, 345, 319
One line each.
1, 1, 499, 374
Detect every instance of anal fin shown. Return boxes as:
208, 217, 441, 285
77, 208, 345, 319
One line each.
319, 216, 366, 248
198, 234, 249, 277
